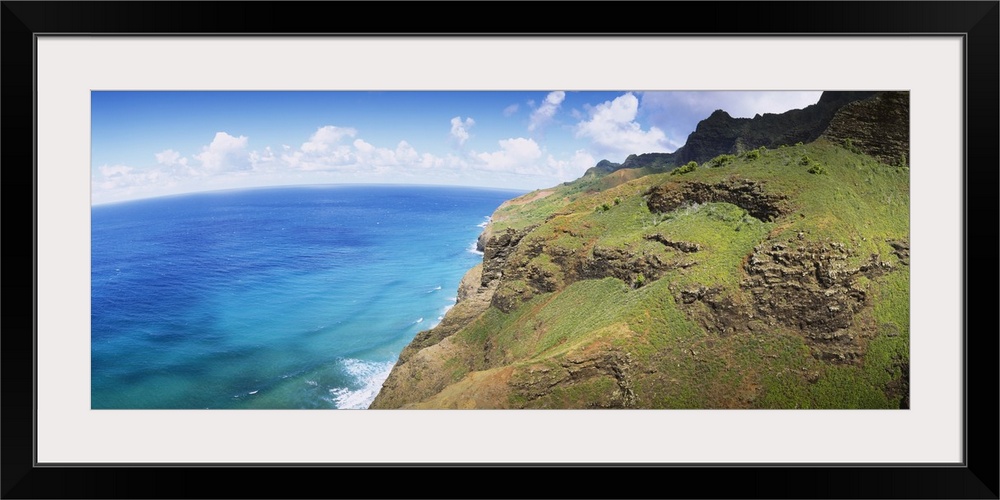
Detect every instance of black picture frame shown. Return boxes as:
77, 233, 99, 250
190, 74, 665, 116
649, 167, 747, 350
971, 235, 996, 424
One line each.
3, 2, 997, 498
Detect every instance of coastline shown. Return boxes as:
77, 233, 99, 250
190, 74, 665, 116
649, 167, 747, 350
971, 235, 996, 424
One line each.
368, 234, 500, 409
369, 188, 553, 409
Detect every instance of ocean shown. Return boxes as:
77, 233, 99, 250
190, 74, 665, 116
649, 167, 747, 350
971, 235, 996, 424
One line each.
90, 184, 520, 409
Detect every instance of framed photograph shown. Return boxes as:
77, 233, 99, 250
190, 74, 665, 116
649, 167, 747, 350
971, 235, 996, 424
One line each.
5, 2, 996, 498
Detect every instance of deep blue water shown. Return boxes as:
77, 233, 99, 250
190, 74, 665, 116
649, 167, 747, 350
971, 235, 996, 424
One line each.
91, 185, 519, 409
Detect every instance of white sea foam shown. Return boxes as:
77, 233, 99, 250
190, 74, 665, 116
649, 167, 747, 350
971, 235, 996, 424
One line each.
430, 301, 457, 329
329, 358, 396, 409
477, 216, 491, 228
468, 240, 484, 256
413, 317, 424, 324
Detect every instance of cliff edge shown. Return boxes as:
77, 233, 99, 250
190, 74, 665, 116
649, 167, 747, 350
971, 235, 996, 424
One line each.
370, 91, 910, 409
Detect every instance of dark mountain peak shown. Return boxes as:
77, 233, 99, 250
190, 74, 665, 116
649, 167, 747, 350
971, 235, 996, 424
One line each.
817, 90, 880, 107
577, 91, 904, 183
581, 158, 623, 178
672, 91, 884, 165
620, 152, 674, 170
709, 108, 733, 119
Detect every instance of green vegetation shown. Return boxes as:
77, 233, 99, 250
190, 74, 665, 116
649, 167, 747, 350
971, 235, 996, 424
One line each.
707, 154, 736, 168
633, 273, 646, 288
440, 139, 907, 409
671, 161, 698, 175
843, 138, 863, 155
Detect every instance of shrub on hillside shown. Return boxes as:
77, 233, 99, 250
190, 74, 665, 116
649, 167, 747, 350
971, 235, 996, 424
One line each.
671, 161, 698, 175
708, 154, 736, 168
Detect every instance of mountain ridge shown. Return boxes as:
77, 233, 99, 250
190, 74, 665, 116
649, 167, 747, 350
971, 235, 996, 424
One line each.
370, 91, 910, 409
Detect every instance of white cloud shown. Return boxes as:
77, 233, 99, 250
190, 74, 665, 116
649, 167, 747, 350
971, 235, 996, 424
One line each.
528, 91, 566, 132
95, 120, 605, 204
475, 137, 543, 172
393, 141, 420, 164
92, 163, 182, 202
301, 125, 357, 153
284, 126, 357, 170
503, 104, 519, 117
353, 139, 423, 169
195, 132, 251, 172
450, 116, 475, 146
545, 149, 596, 181
249, 146, 279, 171
155, 149, 187, 167
98, 164, 132, 179
575, 92, 671, 159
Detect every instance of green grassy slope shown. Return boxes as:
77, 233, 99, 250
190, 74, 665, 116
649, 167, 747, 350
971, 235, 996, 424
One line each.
371, 138, 909, 410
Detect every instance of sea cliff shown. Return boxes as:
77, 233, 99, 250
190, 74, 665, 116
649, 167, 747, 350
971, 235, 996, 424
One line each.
370, 91, 910, 409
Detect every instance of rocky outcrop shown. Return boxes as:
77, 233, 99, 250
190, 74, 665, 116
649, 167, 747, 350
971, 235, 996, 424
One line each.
673, 238, 898, 364
887, 239, 909, 265
644, 234, 701, 253
821, 91, 910, 167
510, 348, 636, 408
646, 178, 789, 222
578, 244, 690, 286
481, 226, 536, 287
742, 240, 893, 363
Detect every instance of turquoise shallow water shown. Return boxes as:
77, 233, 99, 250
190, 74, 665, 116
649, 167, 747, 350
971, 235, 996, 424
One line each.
90, 185, 519, 409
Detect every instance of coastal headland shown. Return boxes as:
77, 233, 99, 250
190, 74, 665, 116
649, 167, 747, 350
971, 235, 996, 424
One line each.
370, 91, 910, 409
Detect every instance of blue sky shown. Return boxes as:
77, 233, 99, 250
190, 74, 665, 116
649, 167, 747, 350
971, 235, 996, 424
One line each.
91, 91, 822, 204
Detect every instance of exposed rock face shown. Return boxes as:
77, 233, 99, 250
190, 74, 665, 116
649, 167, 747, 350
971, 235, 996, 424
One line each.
887, 239, 909, 265
669, 91, 880, 165
674, 239, 896, 364
487, 177, 791, 315
511, 348, 636, 408
744, 240, 892, 362
577, 244, 687, 286
646, 178, 789, 221
481, 226, 535, 287
821, 91, 909, 167
644, 233, 701, 253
